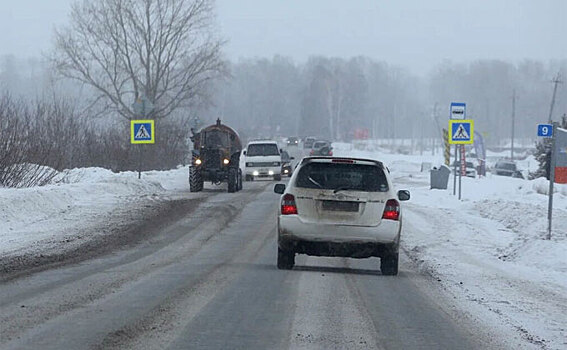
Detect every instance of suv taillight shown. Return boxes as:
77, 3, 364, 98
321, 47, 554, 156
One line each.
281, 194, 298, 215
382, 199, 400, 221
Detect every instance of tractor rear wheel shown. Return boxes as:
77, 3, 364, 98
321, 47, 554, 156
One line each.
189, 166, 203, 192
237, 169, 243, 191
228, 167, 237, 193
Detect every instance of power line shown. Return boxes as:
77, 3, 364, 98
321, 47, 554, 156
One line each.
547, 73, 563, 123
511, 89, 516, 161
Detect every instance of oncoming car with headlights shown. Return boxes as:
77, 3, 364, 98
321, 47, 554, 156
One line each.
274, 157, 410, 275
244, 140, 283, 181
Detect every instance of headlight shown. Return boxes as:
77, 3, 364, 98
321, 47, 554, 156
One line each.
253, 171, 259, 176
195, 159, 202, 165
272, 162, 281, 166
246, 162, 254, 167
284, 169, 289, 174
223, 158, 230, 165
268, 170, 274, 175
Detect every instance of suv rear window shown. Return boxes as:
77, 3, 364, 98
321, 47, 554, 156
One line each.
296, 162, 388, 192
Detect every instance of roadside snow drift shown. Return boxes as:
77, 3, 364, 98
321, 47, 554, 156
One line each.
0, 167, 189, 257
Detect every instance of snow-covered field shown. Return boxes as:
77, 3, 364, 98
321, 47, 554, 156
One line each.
335, 142, 567, 350
1, 143, 566, 349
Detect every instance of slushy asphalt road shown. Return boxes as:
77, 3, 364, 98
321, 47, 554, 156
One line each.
0, 178, 498, 350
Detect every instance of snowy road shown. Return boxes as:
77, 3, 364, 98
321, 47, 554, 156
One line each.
0, 180, 501, 350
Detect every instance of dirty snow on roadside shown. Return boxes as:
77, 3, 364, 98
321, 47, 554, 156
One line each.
0, 166, 190, 258
334, 142, 567, 350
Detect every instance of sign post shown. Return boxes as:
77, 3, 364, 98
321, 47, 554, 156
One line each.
131, 96, 155, 179
450, 102, 467, 196
449, 118, 474, 199
459, 145, 466, 200
453, 145, 458, 195
131, 119, 155, 179
546, 123, 557, 240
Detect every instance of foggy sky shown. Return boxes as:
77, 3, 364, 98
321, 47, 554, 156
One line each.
1, 0, 566, 74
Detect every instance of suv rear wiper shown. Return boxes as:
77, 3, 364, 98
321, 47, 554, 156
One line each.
307, 176, 323, 189
333, 186, 353, 194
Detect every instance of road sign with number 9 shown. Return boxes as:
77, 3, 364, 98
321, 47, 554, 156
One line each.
538, 124, 553, 138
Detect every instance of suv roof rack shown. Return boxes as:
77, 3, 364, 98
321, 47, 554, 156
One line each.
300, 156, 384, 168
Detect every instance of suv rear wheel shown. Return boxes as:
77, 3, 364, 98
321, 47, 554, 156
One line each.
380, 253, 399, 276
277, 248, 295, 270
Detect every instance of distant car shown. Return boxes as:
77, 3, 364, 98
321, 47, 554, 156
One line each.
303, 137, 316, 149
274, 157, 410, 275
451, 161, 477, 178
492, 160, 523, 178
287, 137, 299, 146
244, 140, 282, 181
310, 141, 333, 156
281, 150, 295, 177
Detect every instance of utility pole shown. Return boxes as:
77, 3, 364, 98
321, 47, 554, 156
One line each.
511, 89, 516, 161
548, 73, 562, 123
547, 122, 558, 240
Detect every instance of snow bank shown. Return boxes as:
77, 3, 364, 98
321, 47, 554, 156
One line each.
0, 166, 185, 256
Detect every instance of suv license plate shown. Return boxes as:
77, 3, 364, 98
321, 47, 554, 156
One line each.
321, 201, 359, 212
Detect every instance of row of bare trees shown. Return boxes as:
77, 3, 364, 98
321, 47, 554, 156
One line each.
0, 96, 62, 187
199, 57, 567, 147
0, 94, 191, 187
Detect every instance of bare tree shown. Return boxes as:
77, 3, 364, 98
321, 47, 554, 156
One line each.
52, 0, 225, 120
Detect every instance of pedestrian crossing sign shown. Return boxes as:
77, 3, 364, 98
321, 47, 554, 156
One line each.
449, 119, 474, 144
131, 120, 155, 144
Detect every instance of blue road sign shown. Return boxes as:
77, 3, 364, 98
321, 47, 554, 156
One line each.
450, 102, 466, 119
131, 120, 155, 144
537, 124, 553, 137
449, 119, 474, 144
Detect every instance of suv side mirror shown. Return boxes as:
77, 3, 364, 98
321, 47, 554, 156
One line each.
274, 184, 286, 194
243, 150, 246, 155
397, 190, 410, 201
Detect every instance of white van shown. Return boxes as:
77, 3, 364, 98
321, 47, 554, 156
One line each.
244, 140, 282, 181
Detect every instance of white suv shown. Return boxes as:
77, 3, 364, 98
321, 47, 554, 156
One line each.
274, 157, 410, 275
244, 140, 283, 181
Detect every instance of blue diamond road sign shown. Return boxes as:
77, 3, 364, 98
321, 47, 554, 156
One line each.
537, 124, 553, 138
449, 119, 474, 144
131, 120, 155, 144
